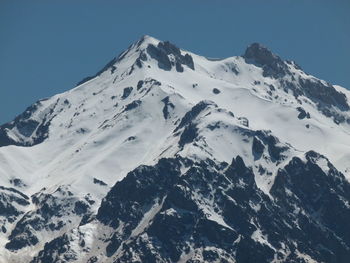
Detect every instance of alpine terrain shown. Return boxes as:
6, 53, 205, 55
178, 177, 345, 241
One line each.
1, 35, 350, 263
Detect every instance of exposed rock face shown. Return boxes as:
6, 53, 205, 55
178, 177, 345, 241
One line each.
254, 130, 288, 162
1, 36, 350, 263
105, 153, 350, 263
296, 107, 310, 119
278, 77, 350, 123
31, 153, 350, 263
243, 43, 288, 78
0, 100, 50, 147
121, 87, 133, 99
30, 234, 77, 263
271, 151, 350, 263
252, 136, 264, 159
161, 96, 175, 120
299, 79, 349, 110
147, 41, 195, 72
123, 100, 142, 112
0, 186, 30, 234
175, 100, 216, 132
5, 186, 92, 251
244, 43, 349, 123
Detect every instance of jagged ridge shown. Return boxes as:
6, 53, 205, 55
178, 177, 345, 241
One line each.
0, 35, 349, 263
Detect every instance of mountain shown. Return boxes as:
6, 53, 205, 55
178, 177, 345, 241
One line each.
0, 35, 350, 263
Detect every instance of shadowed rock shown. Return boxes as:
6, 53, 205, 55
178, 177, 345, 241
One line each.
147, 41, 195, 72
243, 43, 288, 78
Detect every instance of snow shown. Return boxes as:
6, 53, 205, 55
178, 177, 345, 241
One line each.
131, 198, 165, 237
1, 35, 350, 261
251, 228, 275, 250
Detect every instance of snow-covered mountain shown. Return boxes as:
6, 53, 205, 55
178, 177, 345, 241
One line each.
1, 35, 350, 263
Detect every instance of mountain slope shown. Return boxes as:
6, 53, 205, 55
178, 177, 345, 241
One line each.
0, 35, 350, 263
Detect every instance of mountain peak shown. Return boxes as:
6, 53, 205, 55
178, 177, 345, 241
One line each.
243, 42, 288, 78
131, 36, 195, 72
134, 34, 161, 48
1, 35, 350, 263
243, 42, 282, 66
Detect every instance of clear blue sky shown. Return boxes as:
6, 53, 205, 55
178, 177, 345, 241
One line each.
1, 0, 349, 124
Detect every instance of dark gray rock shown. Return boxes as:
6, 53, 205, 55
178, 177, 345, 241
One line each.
5, 186, 91, 251
173, 101, 218, 149
0, 186, 29, 234
147, 44, 172, 71
244, 43, 349, 124
255, 130, 288, 162
121, 87, 133, 99
279, 78, 349, 123
30, 234, 76, 263
161, 96, 175, 120
124, 100, 142, 111
0, 98, 61, 148
32, 151, 350, 262
93, 178, 107, 186
296, 107, 310, 119
243, 43, 288, 78
5, 229, 39, 251
146, 41, 195, 72
178, 123, 198, 148
299, 79, 349, 111
137, 80, 144, 90
9, 178, 26, 188
212, 88, 221, 94
270, 151, 350, 262
175, 101, 216, 132
252, 136, 265, 160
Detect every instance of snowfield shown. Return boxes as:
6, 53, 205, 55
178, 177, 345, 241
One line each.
0, 35, 350, 263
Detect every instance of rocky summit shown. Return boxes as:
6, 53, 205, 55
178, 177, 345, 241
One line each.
0, 35, 350, 263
